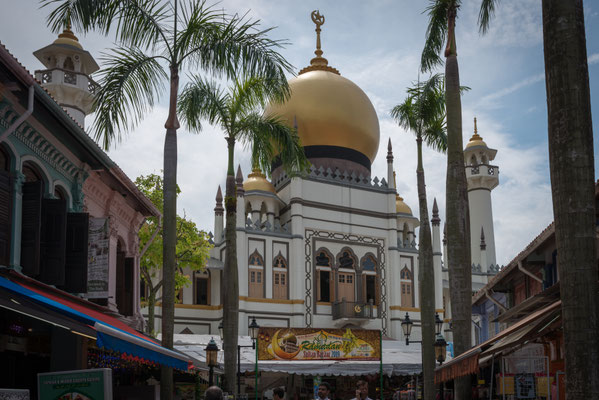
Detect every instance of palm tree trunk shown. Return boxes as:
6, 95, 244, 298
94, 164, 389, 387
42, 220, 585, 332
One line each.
444, 4, 471, 399
161, 64, 180, 400
416, 136, 436, 400
223, 137, 239, 393
542, 1, 599, 398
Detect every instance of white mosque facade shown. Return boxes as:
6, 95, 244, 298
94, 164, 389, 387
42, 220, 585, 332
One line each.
155, 15, 502, 343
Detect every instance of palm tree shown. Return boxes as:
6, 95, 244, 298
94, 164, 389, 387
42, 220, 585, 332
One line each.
179, 75, 308, 393
420, 1, 472, 398
392, 74, 447, 400
479, 1, 599, 397
42, 1, 293, 397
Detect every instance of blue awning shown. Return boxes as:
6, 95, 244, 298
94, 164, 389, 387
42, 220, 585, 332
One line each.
0, 274, 191, 370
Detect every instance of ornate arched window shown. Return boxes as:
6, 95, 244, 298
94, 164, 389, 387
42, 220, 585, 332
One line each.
315, 248, 333, 302
272, 252, 288, 300
360, 254, 378, 305
336, 248, 357, 302
400, 266, 413, 307
248, 249, 264, 298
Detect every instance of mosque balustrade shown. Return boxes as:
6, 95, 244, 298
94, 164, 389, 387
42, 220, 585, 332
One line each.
244, 218, 291, 235
332, 299, 377, 320
35, 68, 99, 94
272, 165, 393, 193
467, 164, 499, 177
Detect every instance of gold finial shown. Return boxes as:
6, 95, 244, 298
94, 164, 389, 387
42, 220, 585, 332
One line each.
469, 116, 483, 142
299, 10, 340, 75
393, 171, 403, 201
55, 13, 82, 49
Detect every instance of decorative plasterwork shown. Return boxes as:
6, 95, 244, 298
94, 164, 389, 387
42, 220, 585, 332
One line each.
304, 229, 388, 335
0, 102, 81, 181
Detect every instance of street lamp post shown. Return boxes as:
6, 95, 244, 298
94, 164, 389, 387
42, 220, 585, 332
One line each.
218, 317, 260, 396
205, 337, 219, 387
401, 312, 444, 345
434, 334, 447, 399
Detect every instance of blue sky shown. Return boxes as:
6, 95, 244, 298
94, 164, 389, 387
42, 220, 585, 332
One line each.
1, 0, 598, 265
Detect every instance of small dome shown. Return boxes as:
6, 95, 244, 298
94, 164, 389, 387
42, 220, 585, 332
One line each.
53, 27, 83, 50
465, 117, 487, 149
243, 168, 276, 194
396, 195, 413, 215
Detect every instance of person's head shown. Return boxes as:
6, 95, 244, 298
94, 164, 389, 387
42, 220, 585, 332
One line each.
273, 387, 285, 400
205, 386, 223, 400
356, 380, 368, 398
317, 382, 331, 399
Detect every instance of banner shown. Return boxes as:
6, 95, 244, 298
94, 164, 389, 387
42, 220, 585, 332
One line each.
86, 218, 110, 298
38, 368, 112, 400
258, 328, 380, 361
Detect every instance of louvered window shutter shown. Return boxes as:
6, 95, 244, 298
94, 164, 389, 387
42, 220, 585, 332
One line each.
0, 172, 12, 266
21, 181, 42, 276
40, 198, 67, 286
65, 212, 89, 293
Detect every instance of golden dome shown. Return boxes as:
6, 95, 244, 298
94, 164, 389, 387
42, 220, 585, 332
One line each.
465, 117, 487, 149
265, 70, 380, 162
243, 168, 276, 194
396, 194, 413, 215
53, 26, 83, 50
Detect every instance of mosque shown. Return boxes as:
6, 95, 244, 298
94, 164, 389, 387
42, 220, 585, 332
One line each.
169, 11, 502, 342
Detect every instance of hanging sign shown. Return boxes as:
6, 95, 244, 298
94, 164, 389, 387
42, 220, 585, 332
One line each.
258, 327, 380, 361
86, 218, 110, 298
38, 368, 112, 400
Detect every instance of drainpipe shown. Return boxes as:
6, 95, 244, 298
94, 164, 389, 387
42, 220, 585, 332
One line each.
484, 289, 508, 312
518, 261, 543, 283
0, 85, 34, 142
140, 216, 162, 258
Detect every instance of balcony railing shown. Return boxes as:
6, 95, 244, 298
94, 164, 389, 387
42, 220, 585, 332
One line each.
332, 299, 378, 320
34, 68, 100, 95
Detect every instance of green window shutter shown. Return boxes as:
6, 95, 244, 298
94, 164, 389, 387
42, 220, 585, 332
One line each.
64, 212, 89, 293
40, 198, 67, 286
21, 181, 42, 276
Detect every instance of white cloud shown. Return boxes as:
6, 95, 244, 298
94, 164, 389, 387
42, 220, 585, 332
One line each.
480, 72, 545, 106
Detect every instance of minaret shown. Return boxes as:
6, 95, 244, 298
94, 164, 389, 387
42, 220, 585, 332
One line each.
464, 118, 499, 273
387, 138, 395, 190
214, 186, 224, 243
431, 198, 443, 311
34, 22, 99, 128
235, 165, 245, 228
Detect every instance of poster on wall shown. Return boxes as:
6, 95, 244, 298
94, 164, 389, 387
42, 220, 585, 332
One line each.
86, 217, 110, 298
258, 328, 380, 361
38, 368, 112, 400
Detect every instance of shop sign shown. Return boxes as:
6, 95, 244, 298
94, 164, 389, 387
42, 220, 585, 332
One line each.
86, 218, 110, 298
38, 368, 112, 400
258, 328, 380, 361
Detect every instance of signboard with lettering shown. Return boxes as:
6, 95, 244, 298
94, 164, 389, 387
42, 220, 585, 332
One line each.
38, 368, 112, 400
86, 218, 110, 298
258, 328, 380, 361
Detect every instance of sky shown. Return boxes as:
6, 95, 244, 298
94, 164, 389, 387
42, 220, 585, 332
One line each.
1, 0, 598, 266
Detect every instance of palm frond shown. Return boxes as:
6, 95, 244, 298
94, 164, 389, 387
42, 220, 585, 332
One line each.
478, 0, 500, 34
421, 0, 449, 73
176, 0, 223, 61
92, 47, 167, 149
237, 112, 309, 176
422, 115, 447, 153
41, 0, 119, 34
181, 12, 292, 98
391, 97, 418, 134
229, 75, 289, 121
178, 76, 229, 133
41, 0, 171, 54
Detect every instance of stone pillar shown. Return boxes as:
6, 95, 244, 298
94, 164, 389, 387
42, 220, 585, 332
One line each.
10, 171, 25, 269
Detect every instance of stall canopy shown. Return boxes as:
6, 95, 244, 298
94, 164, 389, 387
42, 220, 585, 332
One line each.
172, 334, 423, 376
434, 300, 562, 383
0, 273, 192, 370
